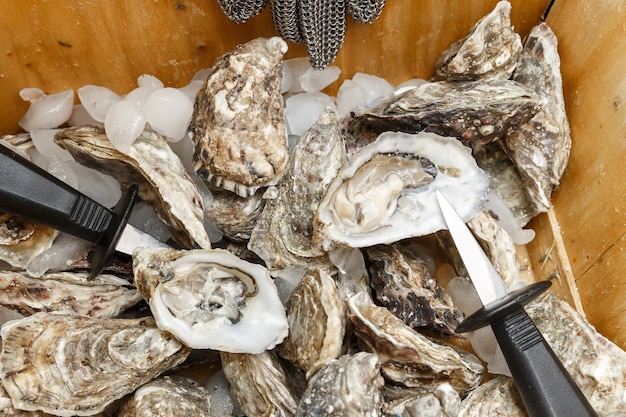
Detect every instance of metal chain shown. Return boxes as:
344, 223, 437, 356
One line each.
299, 0, 346, 69
348, 0, 386, 23
217, 0, 269, 23
269, 0, 304, 43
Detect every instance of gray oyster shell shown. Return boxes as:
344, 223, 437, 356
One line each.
0, 270, 141, 318
54, 125, 211, 250
458, 376, 523, 416
190, 37, 289, 197
206, 190, 265, 241
0, 313, 190, 417
295, 352, 384, 417
0, 214, 57, 269
382, 383, 461, 417
117, 375, 210, 417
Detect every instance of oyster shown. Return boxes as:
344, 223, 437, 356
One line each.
433, 0, 523, 81
132, 247, 288, 353
54, 126, 211, 249
382, 383, 461, 417
347, 291, 484, 393
117, 375, 210, 417
352, 79, 542, 144
458, 376, 523, 416
295, 352, 384, 417
0, 213, 57, 269
0, 270, 141, 318
221, 351, 299, 417
206, 190, 265, 241
0, 313, 190, 417
248, 108, 347, 271
0, 383, 55, 417
314, 131, 489, 250
503, 22, 571, 212
278, 268, 346, 377
189, 37, 289, 197
365, 242, 462, 334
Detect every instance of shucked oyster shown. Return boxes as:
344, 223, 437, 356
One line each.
0, 313, 190, 417
0, 213, 57, 269
190, 37, 289, 197
132, 247, 288, 353
314, 131, 489, 250
54, 126, 211, 249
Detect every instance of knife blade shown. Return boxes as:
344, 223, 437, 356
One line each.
435, 190, 598, 417
0, 142, 170, 279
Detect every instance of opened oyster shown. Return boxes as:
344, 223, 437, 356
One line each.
132, 247, 288, 353
0, 213, 57, 269
314, 131, 489, 249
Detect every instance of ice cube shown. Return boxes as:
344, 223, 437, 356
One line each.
77, 85, 121, 123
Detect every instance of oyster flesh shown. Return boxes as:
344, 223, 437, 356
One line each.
54, 125, 211, 249
0, 213, 57, 269
132, 247, 288, 353
314, 131, 489, 249
190, 37, 289, 197
0, 313, 190, 416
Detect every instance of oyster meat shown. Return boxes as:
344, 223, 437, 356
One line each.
0, 213, 57, 269
189, 37, 289, 197
132, 247, 288, 353
0, 313, 190, 416
54, 126, 211, 249
314, 131, 489, 249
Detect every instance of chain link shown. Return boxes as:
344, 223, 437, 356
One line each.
217, 0, 269, 23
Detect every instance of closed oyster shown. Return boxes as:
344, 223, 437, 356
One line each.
314, 131, 489, 250
352, 79, 542, 144
54, 125, 211, 249
382, 383, 461, 417
503, 22, 571, 212
366, 242, 462, 334
190, 37, 289, 197
207, 190, 265, 241
347, 291, 484, 393
0, 313, 190, 417
248, 108, 347, 271
132, 247, 288, 353
278, 268, 346, 377
117, 375, 210, 417
433, 1, 523, 81
221, 351, 299, 417
0, 213, 57, 269
458, 376, 523, 416
295, 352, 384, 417
0, 383, 55, 417
0, 270, 141, 318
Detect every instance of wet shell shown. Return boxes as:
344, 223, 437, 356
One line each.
433, 1, 522, 81
458, 376, 523, 416
206, 190, 265, 241
382, 383, 461, 417
295, 352, 384, 417
190, 37, 289, 197
117, 375, 211, 417
0, 270, 141, 318
248, 108, 347, 271
352, 79, 543, 144
132, 247, 288, 353
0, 313, 190, 417
54, 125, 210, 250
0, 213, 57, 269
314, 131, 489, 250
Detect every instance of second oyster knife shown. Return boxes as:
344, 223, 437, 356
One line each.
0, 143, 169, 278
435, 190, 598, 417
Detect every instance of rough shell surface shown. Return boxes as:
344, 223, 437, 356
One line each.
248, 108, 347, 271
0, 270, 141, 318
433, 0, 523, 81
352, 79, 543, 144
190, 37, 289, 197
0, 383, 56, 417
295, 352, 384, 417
0, 313, 190, 417
382, 383, 461, 417
54, 125, 210, 250
458, 376, 523, 416
132, 247, 288, 353
117, 375, 211, 417
0, 214, 57, 269
206, 190, 265, 241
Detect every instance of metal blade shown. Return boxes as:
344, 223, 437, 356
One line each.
435, 190, 509, 306
115, 223, 171, 256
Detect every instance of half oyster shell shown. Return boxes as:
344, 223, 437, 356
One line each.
132, 247, 288, 353
0, 213, 57, 269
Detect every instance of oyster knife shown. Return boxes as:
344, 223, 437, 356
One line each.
0, 143, 170, 279
435, 190, 598, 417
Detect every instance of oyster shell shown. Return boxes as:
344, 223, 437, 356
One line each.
54, 125, 211, 249
458, 376, 523, 416
351, 79, 543, 144
0, 270, 141, 318
503, 22, 571, 212
314, 131, 489, 250
221, 351, 299, 417
0, 382, 55, 417
347, 291, 484, 393
433, 0, 523, 81
189, 37, 289, 197
206, 190, 265, 241
365, 242, 462, 335
0, 213, 57, 269
132, 247, 288, 353
278, 268, 346, 377
117, 375, 210, 417
248, 108, 347, 271
295, 352, 384, 417
382, 383, 461, 417
0, 313, 190, 417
